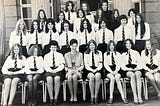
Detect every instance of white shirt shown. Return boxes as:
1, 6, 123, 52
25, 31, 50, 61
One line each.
114, 25, 134, 43
85, 13, 95, 24
42, 30, 60, 48
28, 31, 43, 46
26, 56, 44, 74
135, 23, 150, 40
95, 28, 113, 44
104, 52, 121, 73
84, 51, 103, 72
64, 11, 76, 24
2, 55, 27, 74
73, 17, 85, 33
121, 49, 141, 70
56, 21, 63, 34
78, 30, 96, 45
9, 31, 29, 49
44, 52, 65, 73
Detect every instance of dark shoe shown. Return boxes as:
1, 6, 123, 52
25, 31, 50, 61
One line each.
107, 98, 113, 104
90, 98, 94, 105
122, 98, 128, 104
54, 99, 58, 105
94, 98, 98, 104
49, 99, 54, 105
139, 99, 144, 104
27, 102, 32, 106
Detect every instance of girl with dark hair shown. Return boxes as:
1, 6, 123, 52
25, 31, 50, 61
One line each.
84, 39, 102, 104
96, 19, 113, 54
59, 20, 77, 55
114, 14, 134, 53
64, 1, 76, 31
44, 40, 65, 105
135, 13, 150, 54
25, 45, 44, 106
74, 9, 86, 33
110, 9, 120, 33
141, 40, 160, 100
127, 8, 137, 26
64, 39, 84, 102
37, 9, 47, 32
2, 43, 26, 106
56, 11, 66, 34
121, 39, 142, 104
104, 40, 127, 104
29, 20, 43, 51
81, 1, 94, 25
42, 18, 60, 56
78, 18, 95, 53
9, 19, 29, 57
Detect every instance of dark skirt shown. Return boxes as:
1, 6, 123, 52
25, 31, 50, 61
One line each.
45, 70, 65, 81
26, 72, 46, 81
3, 74, 26, 83
116, 41, 127, 53
79, 44, 87, 54
135, 40, 145, 54
21, 46, 28, 58
97, 43, 108, 54
60, 45, 71, 55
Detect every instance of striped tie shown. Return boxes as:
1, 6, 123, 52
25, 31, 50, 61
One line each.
50, 31, 52, 42
52, 53, 55, 68
33, 57, 37, 69
122, 27, 125, 41
85, 29, 87, 44
92, 52, 95, 67
36, 31, 38, 44
66, 32, 69, 45
14, 57, 17, 69
103, 29, 105, 43
68, 11, 70, 20
20, 32, 23, 46
111, 53, 115, 66
128, 52, 132, 64
150, 52, 153, 66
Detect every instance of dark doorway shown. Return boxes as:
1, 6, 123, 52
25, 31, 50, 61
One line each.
80, 0, 100, 11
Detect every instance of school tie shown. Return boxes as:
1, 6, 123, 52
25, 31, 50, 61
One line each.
36, 31, 38, 44
85, 29, 88, 44
111, 53, 115, 66
92, 52, 95, 67
14, 56, 17, 69
103, 29, 105, 43
33, 57, 37, 69
20, 32, 23, 46
122, 27, 125, 41
66, 32, 69, 45
52, 53, 55, 68
68, 11, 70, 20
132, 19, 135, 25
128, 51, 132, 64
150, 52, 153, 66
50, 31, 52, 42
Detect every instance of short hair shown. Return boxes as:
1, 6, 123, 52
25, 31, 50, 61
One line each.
65, 1, 74, 12
119, 14, 128, 21
30, 20, 41, 33
28, 45, 42, 56
10, 43, 23, 60
128, 8, 137, 16
70, 39, 78, 45
45, 18, 57, 33
99, 18, 107, 29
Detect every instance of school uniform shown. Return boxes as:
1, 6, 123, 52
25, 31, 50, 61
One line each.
42, 31, 60, 56
78, 30, 96, 53
84, 51, 103, 78
121, 49, 141, 77
59, 31, 77, 54
73, 17, 85, 33
9, 31, 29, 57
56, 21, 63, 34
28, 31, 43, 51
85, 13, 95, 25
96, 28, 113, 54
2, 55, 27, 82
64, 52, 84, 78
114, 25, 134, 53
135, 23, 150, 53
44, 51, 65, 81
38, 21, 46, 32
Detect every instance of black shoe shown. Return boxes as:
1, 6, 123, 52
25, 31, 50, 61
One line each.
122, 98, 128, 104
107, 98, 113, 104
27, 102, 32, 106
49, 99, 54, 105
54, 99, 58, 105
90, 98, 94, 105
95, 98, 98, 104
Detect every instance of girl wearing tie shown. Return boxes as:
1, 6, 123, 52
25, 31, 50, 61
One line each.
84, 39, 103, 104
56, 11, 66, 34
64, 39, 84, 102
26, 45, 44, 106
37, 9, 47, 32
104, 40, 127, 104
42, 18, 60, 56
127, 8, 137, 27
121, 39, 142, 104
9, 19, 29, 57
96, 19, 113, 54
141, 40, 160, 100
2, 43, 26, 106
29, 20, 43, 51
44, 40, 65, 105
78, 18, 95, 53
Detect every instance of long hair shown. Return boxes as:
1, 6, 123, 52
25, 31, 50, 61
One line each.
61, 20, 71, 31
98, 18, 107, 30
135, 13, 146, 38
65, 1, 74, 12
30, 20, 41, 33
128, 8, 137, 17
85, 39, 99, 54
45, 18, 57, 33
107, 40, 117, 55
57, 11, 66, 22
80, 18, 92, 33
124, 39, 134, 50
76, 9, 85, 18
37, 9, 47, 21
81, 1, 91, 15
144, 39, 157, 56
10, 43, 23, 60
111, 9, 120, 22
15, 19, 27, 35
28, 45, 42, 56
95, 8, 104, 24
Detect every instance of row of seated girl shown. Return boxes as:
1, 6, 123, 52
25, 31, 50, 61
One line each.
2, 38, 160, 106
